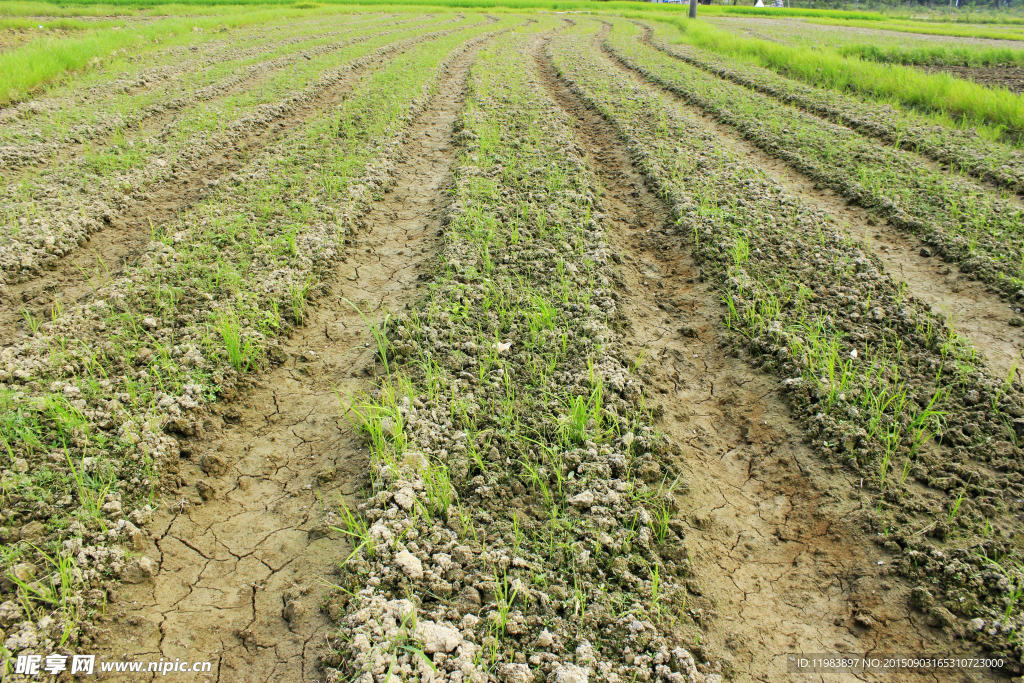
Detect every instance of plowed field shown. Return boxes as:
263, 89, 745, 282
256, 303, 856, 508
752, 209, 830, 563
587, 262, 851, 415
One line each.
3, 10, 1024, 683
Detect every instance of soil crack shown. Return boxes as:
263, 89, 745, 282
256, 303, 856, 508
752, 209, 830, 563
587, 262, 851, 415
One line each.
92, 34, 488, 682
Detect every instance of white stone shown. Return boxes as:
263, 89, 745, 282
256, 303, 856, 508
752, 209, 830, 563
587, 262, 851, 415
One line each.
394, 487, 416, 511
433, 553, 453, 571
383, 599, 415, 621
352, 633, 371, 653
568, 490, 595, 508
552, 664, 589, 683
369, 521, 393, 544
415, 620, 461, 654
497, 663, 531, 683
394, 550, 423, 580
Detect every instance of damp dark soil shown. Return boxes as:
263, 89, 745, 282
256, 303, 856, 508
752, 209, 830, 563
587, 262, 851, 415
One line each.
922, 64, 1024, 95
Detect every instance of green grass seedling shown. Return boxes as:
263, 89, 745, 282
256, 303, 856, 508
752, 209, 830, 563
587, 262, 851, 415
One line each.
333, 499, 374, 564
344, 298, 392, 375
216, 311, 255, 373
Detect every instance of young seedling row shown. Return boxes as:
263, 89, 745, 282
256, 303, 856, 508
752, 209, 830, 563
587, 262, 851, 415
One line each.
0, 12, 421, 161
0, 15, 478, 289
550, 16, 1024, 670
604, 20, 1024, 306
645, 24, 1024, 195
682, 17, 1024, 138
0, 17, 515, 668
324, 20, 714, 682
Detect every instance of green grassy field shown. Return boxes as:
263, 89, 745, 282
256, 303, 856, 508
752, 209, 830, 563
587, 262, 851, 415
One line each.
660, 17, 1024, 139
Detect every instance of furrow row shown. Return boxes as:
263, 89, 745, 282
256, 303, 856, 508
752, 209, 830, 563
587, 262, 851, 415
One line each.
0, 22, 518, 673
646, 23, 1024, 196
324, 19, 718, 683
553, 17, 1024, 670
605, 20, 1024, 306
0, 17, 485, 319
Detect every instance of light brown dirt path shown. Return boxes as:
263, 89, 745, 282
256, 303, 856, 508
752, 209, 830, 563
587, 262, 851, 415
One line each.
90, 38, 482, 683
599, 33, 1024, 384
535, 36, 994, 683
0, 23, 477, 345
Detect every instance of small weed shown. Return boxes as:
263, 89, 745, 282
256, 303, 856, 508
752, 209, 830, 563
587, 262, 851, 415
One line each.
333, 499, 374, 563
216, 311, 255, 373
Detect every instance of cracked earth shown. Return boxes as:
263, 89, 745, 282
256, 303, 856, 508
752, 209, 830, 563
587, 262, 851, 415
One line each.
536, 32, 999, 683
90, 37, 480, 683
65, 20, 1019, 683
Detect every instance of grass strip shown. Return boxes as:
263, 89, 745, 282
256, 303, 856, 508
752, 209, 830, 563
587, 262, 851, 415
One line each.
0, 19, 511, 666
553, 17, 1024, 667
323, 18, 713, 681
607, 20, 1024, 304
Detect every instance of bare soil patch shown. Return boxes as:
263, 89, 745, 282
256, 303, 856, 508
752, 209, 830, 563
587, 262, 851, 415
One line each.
91, 37, 479, 682
536, 34, 985, 682
0, 29, 47, 53
921, 64, 1024, 94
